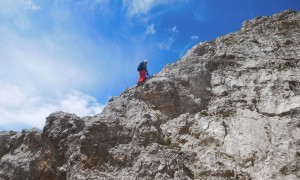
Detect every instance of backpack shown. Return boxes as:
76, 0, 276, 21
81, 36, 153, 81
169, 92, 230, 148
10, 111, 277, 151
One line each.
137, 62, 143, 71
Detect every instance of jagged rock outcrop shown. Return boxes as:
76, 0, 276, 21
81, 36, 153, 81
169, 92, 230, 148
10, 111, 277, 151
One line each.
1, 10, 299, 180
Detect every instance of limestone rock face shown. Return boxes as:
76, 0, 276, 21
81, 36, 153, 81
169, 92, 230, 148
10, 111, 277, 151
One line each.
1, 10, 300, 180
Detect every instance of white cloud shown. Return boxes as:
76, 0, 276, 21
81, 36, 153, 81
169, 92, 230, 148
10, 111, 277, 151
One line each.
0, 3, 107, 131
191, 35, 199, 40
157, 26, 179, 50
122, 0, 190, 17
0, 28, 111, 131
0, 0, 41, 32
146, 23, 156, 35
123, 0, 157, 17
0, 87, 104, 131
59, 90, 104, 117
0, 0, 23, 15
0, 0, 135, 91
0, 0, 40, 15
26, 0, 41, 11
158, 37, 175, 50
0, 32, 92, 93
0, 84, 27, 107
123, 0, 182, 17
0, 83, 104, 129
169, 26, 179, 33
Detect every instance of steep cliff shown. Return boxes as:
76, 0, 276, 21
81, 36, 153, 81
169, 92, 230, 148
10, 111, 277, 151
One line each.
1, 10, 299, 180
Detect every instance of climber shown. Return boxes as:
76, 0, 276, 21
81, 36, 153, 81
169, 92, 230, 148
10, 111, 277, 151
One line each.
137, 60, 148, 86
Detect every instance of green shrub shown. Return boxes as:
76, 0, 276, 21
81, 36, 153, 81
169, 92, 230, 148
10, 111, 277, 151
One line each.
225, 39, 238, 45
200, 111, 209, 116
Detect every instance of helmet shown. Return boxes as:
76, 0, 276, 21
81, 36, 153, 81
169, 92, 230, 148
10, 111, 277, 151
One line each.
144, 59, 148, 63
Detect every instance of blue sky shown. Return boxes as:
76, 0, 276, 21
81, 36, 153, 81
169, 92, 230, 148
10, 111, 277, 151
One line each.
0, 0, 299, 131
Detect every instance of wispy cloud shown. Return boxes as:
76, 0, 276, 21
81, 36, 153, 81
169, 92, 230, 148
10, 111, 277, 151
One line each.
0, 0, 40, 15
168, 26, 179, 33
191, 35, 199, 40
158, 37, 175, 50
157, 26, 179, 50
0, 0, 42, 32
122, 0, 161, 17
0, 84, 27, 108
146, 23, 156, 35
122, 0, 189, 17
25, 0, 41, 11
0, 31, 91, 90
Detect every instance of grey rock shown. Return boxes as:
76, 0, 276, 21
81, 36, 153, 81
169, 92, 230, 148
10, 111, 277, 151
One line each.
0, 129, 41, 180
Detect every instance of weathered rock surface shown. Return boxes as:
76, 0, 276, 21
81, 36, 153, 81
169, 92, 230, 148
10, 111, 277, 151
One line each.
1, 10, 299, 180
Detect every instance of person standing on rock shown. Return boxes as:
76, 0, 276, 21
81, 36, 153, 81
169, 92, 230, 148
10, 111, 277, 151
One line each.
137, 60, 148, 86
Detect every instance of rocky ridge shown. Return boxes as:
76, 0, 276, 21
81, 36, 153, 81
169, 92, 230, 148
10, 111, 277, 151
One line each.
1, 10, 300, 180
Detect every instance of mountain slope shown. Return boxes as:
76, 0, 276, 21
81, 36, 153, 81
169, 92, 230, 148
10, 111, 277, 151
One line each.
1, 10, 300, 180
